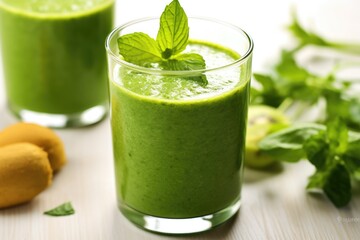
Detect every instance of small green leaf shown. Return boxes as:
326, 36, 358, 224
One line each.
44, 202, 75, 217
276, 51, 310, 82
326, 118, 348, 155
252, 73, 284, 107
162, 53, 207, 85
325, 90, 360, 131
157, 0, 189, 57
345, 131, 360, 180
117, 32, 162, 66
163, 53, 205, 70
288, 11, 329, 48
307, 172, 325, 190
303, 131, 328, 170
259, 123, 324, 162
343, 155, 360, 180
347, 135, 360, 159
323, 163, 351, 208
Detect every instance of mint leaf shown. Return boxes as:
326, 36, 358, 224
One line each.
307, 172, 325, 190
157, 0, 189, 58
163, 53, 205, 70
252, 73, 284, 107
161, 53, 207, 85
276, 50, 311, 83
288, 11, 360, 55
287, 12, 329, 48
259, 123, 324, 162
323, 163, 351, 207
117, 32, 162, 66
326, 118, 348, 155
343, 133, 360, 179
303, 131, 328, 170
44, 202, 75, 217
325, 90, 360, 131
347, 135, 360, 159
343, 155, 360, 180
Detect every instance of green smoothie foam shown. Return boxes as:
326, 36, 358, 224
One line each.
111, 41, 249, 218
0, 0, 114, 114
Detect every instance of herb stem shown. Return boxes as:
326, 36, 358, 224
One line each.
277, 98, 294, 113
329, 42, 360, 55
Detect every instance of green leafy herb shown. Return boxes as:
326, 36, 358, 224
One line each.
249, 8, 360, 208
288, 11, 360, 55
251, 12, 360, 130
323, 163, 351, 208
303, 131, 328, 170
251, 49, 360, 130
117, 32, 162, 66
258, 123, 324, 162
117, 0, 207, 85
157, 0, 189, 57
44, 202, 75, 217
259, 119, 360, 207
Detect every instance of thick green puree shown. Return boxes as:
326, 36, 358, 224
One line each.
111, 41, 250, 218
0, 0, 114, 114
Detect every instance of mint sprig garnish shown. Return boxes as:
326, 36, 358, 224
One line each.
117, 0, 207, 85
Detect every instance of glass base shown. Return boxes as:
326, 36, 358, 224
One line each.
8, 104, 107, 128
119, 198, 241, 235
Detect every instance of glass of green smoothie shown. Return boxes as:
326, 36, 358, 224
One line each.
0, 0, 114, 128
106, 4, 253, 234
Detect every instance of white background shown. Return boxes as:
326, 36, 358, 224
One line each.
0, 0, 360, 239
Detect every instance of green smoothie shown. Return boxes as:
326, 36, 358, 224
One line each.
110, 41, 250, 218
0, 0, 114, 115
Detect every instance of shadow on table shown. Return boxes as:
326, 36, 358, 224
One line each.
0, 198, 42, 215
306, 185, 359, 215
243, 162, 284, 183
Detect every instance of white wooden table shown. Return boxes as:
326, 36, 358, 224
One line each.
1, 0, 360, 239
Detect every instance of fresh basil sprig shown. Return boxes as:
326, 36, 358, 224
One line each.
117, 0, 207, 85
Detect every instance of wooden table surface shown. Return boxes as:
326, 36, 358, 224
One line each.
1, 0, 360, 239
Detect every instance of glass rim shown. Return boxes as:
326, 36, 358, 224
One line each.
105, 16, 254, 76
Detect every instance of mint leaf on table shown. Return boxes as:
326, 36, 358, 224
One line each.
44, 202, 75, 217
324, 90, 360, 131
258, 123, 324, 162
117, 0, 207, 85
326, 117, 348, 155
252, 73, 284, 107
323, 163, 351, 208
303, 131, 328, 170
157, 0, 189, 58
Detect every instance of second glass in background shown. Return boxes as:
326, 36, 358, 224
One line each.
0, 0, 115, 127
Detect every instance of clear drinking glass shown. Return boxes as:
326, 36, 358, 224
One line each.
0, 0, 114, 128
106, 17, 253, 234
